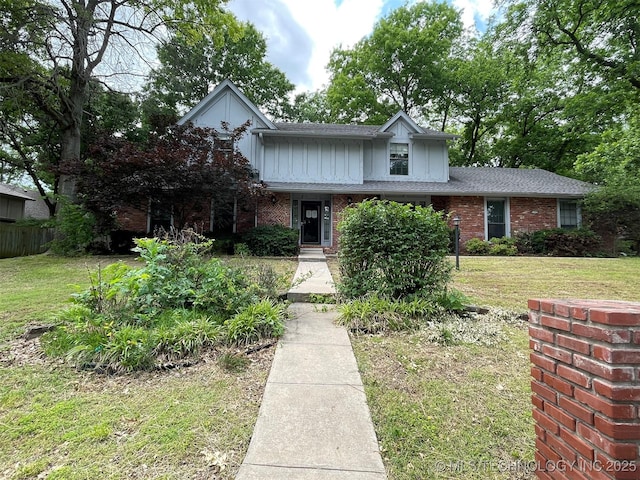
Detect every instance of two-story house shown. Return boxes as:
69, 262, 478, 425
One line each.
118, 79, 592, 251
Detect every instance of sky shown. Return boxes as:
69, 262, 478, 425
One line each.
227, 0, 497, 94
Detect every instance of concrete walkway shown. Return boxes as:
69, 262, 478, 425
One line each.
235, 249, 386, 480
286, 248, 337, 303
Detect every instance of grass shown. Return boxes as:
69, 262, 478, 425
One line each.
327, 255, 640, 311
0, 360, 269, 480
352, 329, 534, 479
329, 254, 640, 480
451, 256, 640, 311
3, 253, 638, 479
0, 253, 297, 480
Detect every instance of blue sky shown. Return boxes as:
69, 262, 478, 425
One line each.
227, 0, 496, 93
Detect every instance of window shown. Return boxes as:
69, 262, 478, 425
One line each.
559, 199, 580, 229
389, 143, 409, 175
215, 135, 233, 160
486, 199, 507, 239
149, 200, 172, 233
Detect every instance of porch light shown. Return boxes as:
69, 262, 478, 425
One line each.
453, 215, 461, 270
347, 196, 353, 204
271, 194, 277, 205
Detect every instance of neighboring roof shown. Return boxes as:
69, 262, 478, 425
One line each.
253, 121, 456, 140
0, 183, 35, 201
177, 79, 276, 129
264, 167, 594, 198
22, 190, 51, 219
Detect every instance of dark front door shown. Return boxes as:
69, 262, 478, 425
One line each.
301, 201, 321, 244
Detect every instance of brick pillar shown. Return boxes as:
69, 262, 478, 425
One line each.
529, 299, 640, 480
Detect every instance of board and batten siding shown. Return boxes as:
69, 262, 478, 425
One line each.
363, 139, 449, 182
261, 138, 364, 184
186, 89, 270, 170
363, 117, 449, 182
0, 196, 25, 221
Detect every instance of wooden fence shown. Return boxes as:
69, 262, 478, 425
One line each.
0, 223, 55, 258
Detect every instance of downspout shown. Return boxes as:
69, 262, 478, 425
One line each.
232, 195, 238, 234
254, 198, 258, 228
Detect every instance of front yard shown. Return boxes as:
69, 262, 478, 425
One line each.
342, 256, 640, 479
1, 254, 638, 479
0, 254, 296, 480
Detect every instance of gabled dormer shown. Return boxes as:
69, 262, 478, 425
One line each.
364, 110, 453, 183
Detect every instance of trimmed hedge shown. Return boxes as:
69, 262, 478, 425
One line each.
337, 200, 452, 299
242, 225, 300, 257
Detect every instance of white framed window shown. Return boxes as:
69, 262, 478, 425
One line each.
389, 143, 409, 175
558, 199, 581, 229
215, 135, 234, 160
485, 198, 510, 239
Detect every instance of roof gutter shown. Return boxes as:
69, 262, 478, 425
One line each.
251, 129, 394, 140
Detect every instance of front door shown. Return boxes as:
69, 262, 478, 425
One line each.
301, 201, 321, 244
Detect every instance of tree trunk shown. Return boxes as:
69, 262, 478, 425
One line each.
58, 0, 93, 201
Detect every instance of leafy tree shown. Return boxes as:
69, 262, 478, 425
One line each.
576, 108, 640, 254
143, 23, 294, 124
326, 2, 464, 125
64, 122, 261, 234
582, 179, 640, 255
480, 6, 627, 174
520, 0, 640, 91
447, 39, 511, 166
0, 0, 239, 199
290, 90, 334, 123
574, 110, 640, 184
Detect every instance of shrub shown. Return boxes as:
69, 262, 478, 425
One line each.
42, 233, 288, 372
337, 200, 452, 299
543, 228, 602, 256
243, 225, 300, 257
488, 237, 518, 256
224, 299, 287, 346
49, 202, 96, 256
464, 238, 491, 255
234, 242, 251, 256
516, 228, 602, 256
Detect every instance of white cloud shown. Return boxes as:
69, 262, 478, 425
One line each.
228, 0, 385, 92
451, 0, 497, 32
227, 0, 497, 93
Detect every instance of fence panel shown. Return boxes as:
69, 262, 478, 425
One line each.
0, 224, 55, 258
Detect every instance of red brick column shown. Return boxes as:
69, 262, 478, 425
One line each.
529, 299, 640, 480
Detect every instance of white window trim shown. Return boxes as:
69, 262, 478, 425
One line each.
389, 142, 410, 176
484, 197, 510, 240
557, 199, 582, 229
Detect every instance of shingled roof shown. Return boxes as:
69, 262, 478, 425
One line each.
252, 122, 456, 140
265, 167, 594, 197
0, 183, 35, 201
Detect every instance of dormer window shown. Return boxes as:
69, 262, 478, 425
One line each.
390, 143, 409, 175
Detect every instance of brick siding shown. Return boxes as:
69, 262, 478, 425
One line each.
529, 299, 640, 479
257, 192, 290, 227
511, 197, 557, 235
445, 196, 486, 245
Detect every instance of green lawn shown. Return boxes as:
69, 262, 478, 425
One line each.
451, 256, 640, 311
0, 253, 296, 480
2, 254, 638, 480
344, 255, 640, 480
